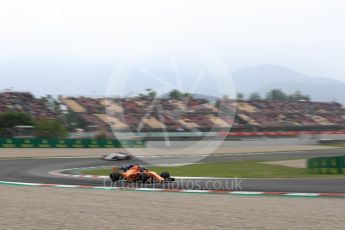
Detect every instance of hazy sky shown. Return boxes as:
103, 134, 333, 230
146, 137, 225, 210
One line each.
1, 0, 345, 96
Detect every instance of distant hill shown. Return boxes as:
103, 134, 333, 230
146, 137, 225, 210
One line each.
232, 65, 345, 104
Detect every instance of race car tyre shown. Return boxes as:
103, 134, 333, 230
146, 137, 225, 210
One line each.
160, 172, 170, 180
109, 172, 121, 182
138, 172, 149, 183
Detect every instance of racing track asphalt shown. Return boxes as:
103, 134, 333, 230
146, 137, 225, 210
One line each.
1, 148, 345, 193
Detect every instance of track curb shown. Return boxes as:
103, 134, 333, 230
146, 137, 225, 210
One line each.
1, 181, 345, 199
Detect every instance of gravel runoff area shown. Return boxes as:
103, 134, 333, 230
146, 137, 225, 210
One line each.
0, 145, 338, 158
1, 185, 344, 230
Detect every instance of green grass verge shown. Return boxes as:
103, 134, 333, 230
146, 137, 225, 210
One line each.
81, 161, 345, 178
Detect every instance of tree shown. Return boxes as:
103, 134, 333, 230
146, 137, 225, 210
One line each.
34, 118, 67, 138
136, 89, 157, 99
266, 89, 287, 101
137, 93, 146, 99
64, 111, 88, 130
146, 89, 157, 98
288, 90, 310, 102
169, 89, 183, 100
94, 131, 109, 140
249, 92, 261, 100
183, 92, 192, 99
168, 89, 195, 100
237, 93, 244, 100
41, 95, 60, 111
0, 110, 34, 137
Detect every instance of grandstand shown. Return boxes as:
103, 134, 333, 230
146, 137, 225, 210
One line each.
0, 91, 57, 118
61, 96, 232, 133
61, 96, 345, 134
2, 92, 345, 137
220, 100, 345, 131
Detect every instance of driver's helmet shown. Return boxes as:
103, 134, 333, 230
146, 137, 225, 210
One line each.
126, 164, 134, 170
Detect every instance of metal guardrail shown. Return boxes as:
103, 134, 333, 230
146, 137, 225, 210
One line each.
220, 130, 345, 137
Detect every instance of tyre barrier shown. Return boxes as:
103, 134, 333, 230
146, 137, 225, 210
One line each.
308, 156, 345, 174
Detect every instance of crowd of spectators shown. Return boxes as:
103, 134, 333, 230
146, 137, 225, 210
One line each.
4, 92, 344, 133
63, 97, 235, 132
73, 97, 106, 114
60, 96, 345, 133
220, 100, 345, 129
79, 114, 110, 132
0, 91, 57, 118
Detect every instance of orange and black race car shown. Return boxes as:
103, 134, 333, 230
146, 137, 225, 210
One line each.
109, 164, 175, 183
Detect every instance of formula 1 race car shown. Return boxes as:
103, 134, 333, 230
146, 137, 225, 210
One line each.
109, 164, 175, 184
103, 152, 131, 161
